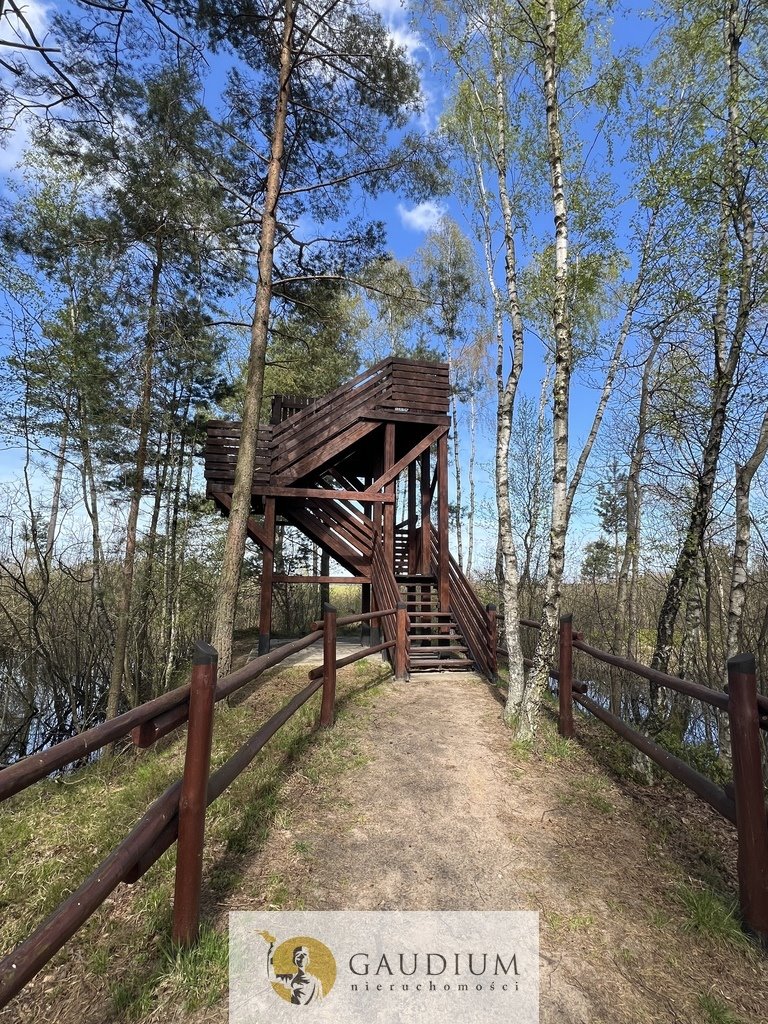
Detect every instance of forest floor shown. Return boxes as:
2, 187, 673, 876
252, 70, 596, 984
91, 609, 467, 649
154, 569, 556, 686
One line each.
1, 638, 766, 1024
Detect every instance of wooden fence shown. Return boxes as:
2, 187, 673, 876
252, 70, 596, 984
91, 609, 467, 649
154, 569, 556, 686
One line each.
0, 603, 407, 1010
516, 616, 768, 946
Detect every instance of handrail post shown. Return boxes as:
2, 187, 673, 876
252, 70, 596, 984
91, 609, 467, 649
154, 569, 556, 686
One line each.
487, 604, 498, 683
173, 640, 217, 947
395, 602, 409, 681
558, 615, 574, 739
320, 604, 337, 728
727, 653, 768, 944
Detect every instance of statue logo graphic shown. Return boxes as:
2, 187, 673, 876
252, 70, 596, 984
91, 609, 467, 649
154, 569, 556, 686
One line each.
258, 930, 337, 1005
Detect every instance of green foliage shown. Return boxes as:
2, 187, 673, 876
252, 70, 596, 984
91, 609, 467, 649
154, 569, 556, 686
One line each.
674, 881, 751, 952
697, 993, 748, 1024
654, 728, 730, 786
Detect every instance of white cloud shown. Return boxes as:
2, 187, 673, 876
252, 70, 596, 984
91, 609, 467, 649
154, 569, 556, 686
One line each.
369, 0, 427, 60
2, 0, 51, 46
397, 200, 446, 232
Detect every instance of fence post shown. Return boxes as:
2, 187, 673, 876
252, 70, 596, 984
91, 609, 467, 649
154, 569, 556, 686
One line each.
320, 604, 337, 728
173, 640, 217, 947
727, 653, 768, 944
487, 604, 498, 682
395, 602, 409, 681
558, 614, 574, 739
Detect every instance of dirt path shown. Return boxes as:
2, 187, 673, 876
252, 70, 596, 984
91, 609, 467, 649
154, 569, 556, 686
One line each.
197, 670, 765, 1024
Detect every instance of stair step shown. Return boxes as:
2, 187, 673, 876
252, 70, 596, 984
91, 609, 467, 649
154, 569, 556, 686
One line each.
407, 611, 452, 618
409, 632, 463, 640
396, 574, 436, 583
410, 659, 476, 671
410, 646, 469, 655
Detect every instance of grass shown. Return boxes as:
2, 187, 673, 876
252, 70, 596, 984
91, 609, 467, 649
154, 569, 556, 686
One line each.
674, 880, 753, 953
0, 656, 388, 1021
697, 993, 748, 1024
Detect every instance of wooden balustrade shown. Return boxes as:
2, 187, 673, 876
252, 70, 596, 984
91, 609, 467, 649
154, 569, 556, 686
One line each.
0, 603, 404, 1010
514, 617, 768, 945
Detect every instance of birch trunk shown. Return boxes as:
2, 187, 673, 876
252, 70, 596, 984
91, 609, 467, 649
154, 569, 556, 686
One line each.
211, 0, 296, 676
465, 389, 476, 576
652, 0, 755, 676
489, 34, 526, 729
529, 0, 571, 728
449, 360, 463, 569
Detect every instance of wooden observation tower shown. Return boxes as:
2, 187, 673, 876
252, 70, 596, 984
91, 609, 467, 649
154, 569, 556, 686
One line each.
203, 357, 497, 679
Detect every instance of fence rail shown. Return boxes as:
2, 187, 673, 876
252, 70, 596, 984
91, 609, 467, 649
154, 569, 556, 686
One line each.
0, 604, 408, 1010
512, 617, 768, 945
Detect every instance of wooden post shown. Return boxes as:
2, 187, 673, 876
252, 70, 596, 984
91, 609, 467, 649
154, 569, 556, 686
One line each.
320, 604, 337, 728
258, 497, 276, 655
383, 422, 396, 570
420, 448, 431, 576
727, 653, 768, 944
407, 460, 417, 574
173, 641, 217, 947
437, 430, 449, 612
558, 615, 574, 739
361, 584, 371, 646
395, 602, 409, 681
487, 604, 498, 682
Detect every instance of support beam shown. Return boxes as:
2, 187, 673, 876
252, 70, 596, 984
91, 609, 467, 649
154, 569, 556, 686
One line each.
272, 575, 370, 584
210, 489, 269, 548
407, 460, 417, 574
261, 487, 394, 502
420, 448, 431, 576
384, 422, 396, 570
258, 497, 276, 655
369, 425, 448, 493
437, 431, 449, 612
361, 582, 371, 645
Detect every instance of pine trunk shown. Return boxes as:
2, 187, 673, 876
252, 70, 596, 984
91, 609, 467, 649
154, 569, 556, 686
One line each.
211, 0, 296, 676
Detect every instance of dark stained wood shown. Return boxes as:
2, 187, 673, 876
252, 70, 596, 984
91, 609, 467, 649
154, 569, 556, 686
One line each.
408, 460, 417, 575
369, 425, 447, 493
384, 422, 395, 569
319, 605, 337, 728
558, 615, 574, 739
420, 448, 431, 576
437, 431, 449, 612
173, 642, 217, 946
272, 575, 370, 584
395, 603, 409, 681
202, 358, 489, 680
283, 505, 366, 575
210, 490, 270, 549
263, 486, 394, 502
276, 418, 380, 485
727, 655, 768, 942
258, 497, 276, 655
363, 412, 450, 426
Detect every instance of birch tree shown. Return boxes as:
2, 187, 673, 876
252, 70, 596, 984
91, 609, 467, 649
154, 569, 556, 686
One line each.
649, 0, 766, 678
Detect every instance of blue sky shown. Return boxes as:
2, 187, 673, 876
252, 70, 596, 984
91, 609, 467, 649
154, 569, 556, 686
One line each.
0, 0, 661, 569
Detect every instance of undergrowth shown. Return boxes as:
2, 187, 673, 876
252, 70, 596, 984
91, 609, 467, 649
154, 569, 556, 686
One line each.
0, 657, 388, 1021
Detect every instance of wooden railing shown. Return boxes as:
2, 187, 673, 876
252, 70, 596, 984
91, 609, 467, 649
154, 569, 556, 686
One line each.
0, 609, 406, 1010
203, 358, 450, 493
511, 617, 768, 945
371, 535, 409, 680
203, 422, 272, 492
429, 535, 496, 680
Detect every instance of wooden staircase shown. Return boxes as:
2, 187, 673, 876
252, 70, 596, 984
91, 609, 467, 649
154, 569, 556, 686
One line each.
398, 578, 475, 672
202, 357, 496, 680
